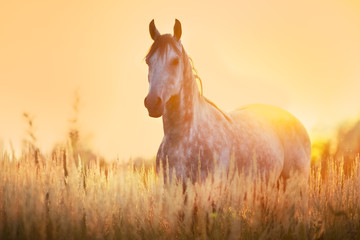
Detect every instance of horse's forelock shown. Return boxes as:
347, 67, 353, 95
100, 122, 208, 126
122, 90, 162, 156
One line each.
145, 34, 182, 63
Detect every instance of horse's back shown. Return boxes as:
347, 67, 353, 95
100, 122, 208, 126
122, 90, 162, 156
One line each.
230, 104, 311, 178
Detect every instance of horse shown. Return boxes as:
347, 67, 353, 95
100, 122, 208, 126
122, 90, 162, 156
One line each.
144, 19, 311, 182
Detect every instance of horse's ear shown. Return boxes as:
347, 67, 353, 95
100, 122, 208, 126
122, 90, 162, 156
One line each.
149, 19, 160, 41
173, 19, 182, 41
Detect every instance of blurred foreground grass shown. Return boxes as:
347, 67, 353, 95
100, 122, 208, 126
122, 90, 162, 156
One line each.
0, 142, 359, 240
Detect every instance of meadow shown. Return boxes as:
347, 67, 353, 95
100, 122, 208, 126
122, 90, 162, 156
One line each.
0, 142, 359, 240
1, 114, 360, 240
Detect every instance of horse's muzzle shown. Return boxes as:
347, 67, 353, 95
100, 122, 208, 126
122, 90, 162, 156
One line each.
144, 95, 164, 118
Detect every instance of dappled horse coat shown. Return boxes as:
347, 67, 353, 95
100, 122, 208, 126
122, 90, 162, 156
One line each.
144, 19, 311, 181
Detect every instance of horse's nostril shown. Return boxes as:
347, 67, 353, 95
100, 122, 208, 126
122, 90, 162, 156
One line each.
144, 95, 162, 109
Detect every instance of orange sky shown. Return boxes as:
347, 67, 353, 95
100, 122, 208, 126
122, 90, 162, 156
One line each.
1, 0, 360, 160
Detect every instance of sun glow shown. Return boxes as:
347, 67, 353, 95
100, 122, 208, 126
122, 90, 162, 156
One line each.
0, 0, 360, 159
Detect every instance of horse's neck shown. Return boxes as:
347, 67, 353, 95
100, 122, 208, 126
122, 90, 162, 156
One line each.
162, 58, 204, 137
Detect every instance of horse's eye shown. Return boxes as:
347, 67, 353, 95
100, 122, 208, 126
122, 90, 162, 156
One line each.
171, 58, 179, 66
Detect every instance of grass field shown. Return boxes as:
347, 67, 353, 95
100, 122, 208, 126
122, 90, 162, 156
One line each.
1, 140, 359, 240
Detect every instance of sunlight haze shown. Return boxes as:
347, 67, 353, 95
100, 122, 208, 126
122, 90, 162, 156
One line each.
1, 0, 360, 160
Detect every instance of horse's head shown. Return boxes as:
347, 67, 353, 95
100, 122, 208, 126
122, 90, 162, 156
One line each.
144, 19, 184, 118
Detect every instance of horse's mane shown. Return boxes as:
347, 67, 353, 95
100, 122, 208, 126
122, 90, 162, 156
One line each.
188, 56, 231, 122
188, 57, 203, 96
203, 97, 232, 122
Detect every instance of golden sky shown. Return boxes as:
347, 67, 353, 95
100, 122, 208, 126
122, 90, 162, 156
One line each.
1, 0, 360, 159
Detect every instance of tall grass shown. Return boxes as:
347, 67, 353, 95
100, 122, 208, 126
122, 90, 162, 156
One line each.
0, 144, 359, 239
